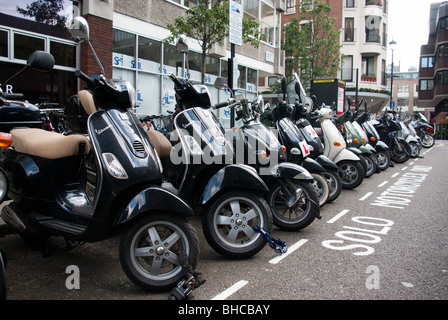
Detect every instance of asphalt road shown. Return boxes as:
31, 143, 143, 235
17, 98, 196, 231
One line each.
1, 141, 448, 302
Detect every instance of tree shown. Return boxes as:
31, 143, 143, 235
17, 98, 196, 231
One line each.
17, 0, 67, 28
164, 0, 264, 84
282, 0, 341, 91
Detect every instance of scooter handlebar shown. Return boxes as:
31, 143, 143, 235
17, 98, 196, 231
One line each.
74, 70, 97, 87
168, 73, 184, 88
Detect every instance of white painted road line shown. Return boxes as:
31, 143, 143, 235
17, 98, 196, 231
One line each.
211, 280, 249, 300
378, 181, 388, 188
402, 166, 408, 171
392, 173, 400, 178
327, 209, 350, 224
268, 239, 308, 265
359, 192, 373, 201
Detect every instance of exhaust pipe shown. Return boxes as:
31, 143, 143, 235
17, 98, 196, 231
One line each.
1, 205, 26, 233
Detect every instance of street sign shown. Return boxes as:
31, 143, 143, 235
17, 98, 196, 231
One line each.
229, 0, 243, 46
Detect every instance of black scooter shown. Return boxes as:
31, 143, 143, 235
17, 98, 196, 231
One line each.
0, 51, 56, 204
0, 17, 199, 292
409, 112, 435, 148
275, 75, 342, 203
224, 92, 321, 231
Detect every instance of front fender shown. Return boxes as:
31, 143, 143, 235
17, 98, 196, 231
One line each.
316, 155, 338, 170
116, 186, 194, 225
202, 164, 269, 204
374, 141, 389, 151
271, 162, 313, 181
301, 157, 326, 173
334, 148, 360, 163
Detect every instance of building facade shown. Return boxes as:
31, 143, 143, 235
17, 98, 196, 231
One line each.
418, 1, 448, 128
0, 0, 286, 128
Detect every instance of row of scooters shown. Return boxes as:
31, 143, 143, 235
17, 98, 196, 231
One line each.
0, 17, 435, 298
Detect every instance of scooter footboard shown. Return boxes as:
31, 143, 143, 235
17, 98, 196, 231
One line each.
116, 186, 194, 225
201, 164, 269, 204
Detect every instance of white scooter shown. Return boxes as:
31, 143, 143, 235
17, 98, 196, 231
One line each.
313, 104, 365, 189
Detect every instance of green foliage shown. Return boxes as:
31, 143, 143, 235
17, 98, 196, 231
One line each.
165, 0, 264, 84
282, 0, 341, 91
16, 0, 66, 28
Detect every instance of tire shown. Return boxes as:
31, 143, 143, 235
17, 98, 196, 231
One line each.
310, 173, 329, 207
267, 179, 320, 231
375, 150, 391, 171
390, 141, 410, 163
320, 170, 342, 203
364, 154, 378, 178
0, 170, 8, 204
203, 191, 272, 259
0, 249, 6, 300
119, 213, 200, 292
409, 141, 420, 158
337, 160, 364, 189
421, 133, 435, 148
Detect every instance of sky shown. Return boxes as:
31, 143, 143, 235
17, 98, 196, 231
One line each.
0, 0, 441, 72
387, 0, 439, 71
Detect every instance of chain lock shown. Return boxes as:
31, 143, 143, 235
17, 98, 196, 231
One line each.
253, 226, 287, 254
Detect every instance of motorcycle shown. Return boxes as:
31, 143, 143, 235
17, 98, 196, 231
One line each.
335, 98, 378, 178
0, 17, 200, 292
409, 112, 435, 148
282, 75, 342, 203
396, 112, 421, 158
370, 109, 411, 163
0, 50, 56, 204
356, 100, 392, 171
224, 90, 321, 231
312, 102, 365, 189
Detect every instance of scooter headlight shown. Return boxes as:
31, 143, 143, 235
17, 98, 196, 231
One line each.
102, 152, 128, 179
346, 132, 353, 144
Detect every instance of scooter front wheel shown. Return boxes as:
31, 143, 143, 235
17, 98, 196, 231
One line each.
119, 213, 200, 292
421, 133, 435, 148
337, 160, 364, 189
376, 150, 391, 170
203, 191, 272, 259
267, 180, 320, 231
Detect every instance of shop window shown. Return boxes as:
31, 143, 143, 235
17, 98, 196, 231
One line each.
0, 30, 8, 58
13, 33, 45, 60
50, 41, 76, 68
138, 36, 162, 73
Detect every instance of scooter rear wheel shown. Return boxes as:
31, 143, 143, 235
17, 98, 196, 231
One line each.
119, 213, 199, 292
203, 191, 272, 259
376, 150, 391, 170
321, 170, 342, 203
267, 180, 319, 231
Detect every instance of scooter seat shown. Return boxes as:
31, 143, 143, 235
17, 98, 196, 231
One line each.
10, 128, 89, 159
146, 130, 172, 158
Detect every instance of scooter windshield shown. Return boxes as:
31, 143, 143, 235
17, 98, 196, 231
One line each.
173, 107, 233, 164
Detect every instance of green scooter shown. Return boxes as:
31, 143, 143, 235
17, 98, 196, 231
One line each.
335, 99, 378, 178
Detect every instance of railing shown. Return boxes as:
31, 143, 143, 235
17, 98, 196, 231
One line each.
365, 0, 382, 7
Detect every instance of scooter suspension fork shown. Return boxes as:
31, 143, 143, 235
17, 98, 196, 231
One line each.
277, 178, 303, 209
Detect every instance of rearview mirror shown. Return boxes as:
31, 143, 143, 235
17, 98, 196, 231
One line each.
68, 16, 90, 42
27, 50, 55, 72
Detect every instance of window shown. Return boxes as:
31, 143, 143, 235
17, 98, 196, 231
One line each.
365, 17, 380, 43
341, 55, 353, 81
397, 85, 409, 93
362, 56, 375, 77
346, 0, 355, 8
420, 79, 434, 91
260, 2, 275, 45
0, 30, 8, 58
13, 33, 45, 60
421, 56, 435, 68
286, 0, 296, 14
344, 18, 354, 42
244, 0, 259, 22
50, 41, 76, 68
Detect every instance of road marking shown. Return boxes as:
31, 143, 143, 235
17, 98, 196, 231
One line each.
327, 209, 350, 224
402, 166, 408, 171
378, 181, 388, 188
359, 192, 373, 201
211, 280, 248, 300
391, 173, 400, 178
268, 239, 308, 265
